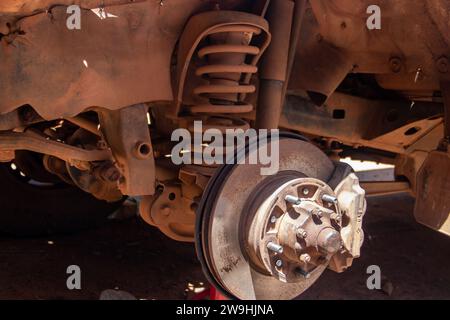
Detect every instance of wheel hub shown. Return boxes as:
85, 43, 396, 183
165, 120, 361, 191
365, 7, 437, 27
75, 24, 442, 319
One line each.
196, 136, 366, 300
243, 177, 343, 283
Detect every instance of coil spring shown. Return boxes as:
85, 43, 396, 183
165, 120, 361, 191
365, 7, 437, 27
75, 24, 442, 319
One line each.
189, 25, 263, 130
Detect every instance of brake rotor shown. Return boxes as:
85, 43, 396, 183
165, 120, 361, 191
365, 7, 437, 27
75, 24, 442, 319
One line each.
196, 136, 340, 300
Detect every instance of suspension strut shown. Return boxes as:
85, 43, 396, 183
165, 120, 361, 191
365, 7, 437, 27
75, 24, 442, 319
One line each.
174, 11, 271, 133
192, 25, 261, 117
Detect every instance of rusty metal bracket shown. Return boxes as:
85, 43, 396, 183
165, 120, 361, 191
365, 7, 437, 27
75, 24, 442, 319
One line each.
98, 104, 155, 196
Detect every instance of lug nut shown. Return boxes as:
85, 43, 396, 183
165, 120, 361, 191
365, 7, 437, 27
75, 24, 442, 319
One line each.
322, 194, 338, 204
275, 260, 283, 268
296, 228, 307, 239
300, 254, 311, 263
285, 195, 301, 205
270, 216, 277, 224
267, 242, 284, 254
302, 188, 310, 196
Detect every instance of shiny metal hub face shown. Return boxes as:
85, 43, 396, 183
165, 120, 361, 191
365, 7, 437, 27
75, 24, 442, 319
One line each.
243, 177, 343, 283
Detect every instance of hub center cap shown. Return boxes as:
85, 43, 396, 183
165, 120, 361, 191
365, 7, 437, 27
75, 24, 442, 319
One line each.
243, 177, 343, 283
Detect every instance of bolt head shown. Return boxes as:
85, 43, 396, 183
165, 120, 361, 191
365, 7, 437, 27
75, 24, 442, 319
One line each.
302, 188, 310, 196
275, 260, 283, 268
270, 216, 277, 224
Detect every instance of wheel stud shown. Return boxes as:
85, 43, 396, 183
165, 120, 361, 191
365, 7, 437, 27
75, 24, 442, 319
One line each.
322, 194, 338, 204
267, 242, 284, 254
285, 195, 301, 205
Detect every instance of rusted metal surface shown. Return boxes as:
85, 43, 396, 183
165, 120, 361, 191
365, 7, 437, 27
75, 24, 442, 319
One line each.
0, 0, 145, 15
66, 116, 101, 137
139, 183, 197, 243
98, 104, 155, 196
0, 0, 448, 300
197, 138, 336, 300
278, 93, 444, 154
139, 164, 212, 242
244, 176, 343, 282
66, 161, 123, 202
442, 82, 450, 145
414, 151, 450, 236
289, 0, 450, 103
331, 174, 366, 271
173, 9, 271, 133
0, 0, 204, 119
256, 0, 293, 129
0, 107, 44, 131
0, 131, 111, 162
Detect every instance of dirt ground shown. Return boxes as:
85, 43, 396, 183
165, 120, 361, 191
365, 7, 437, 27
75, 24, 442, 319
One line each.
0, 193, 449, 300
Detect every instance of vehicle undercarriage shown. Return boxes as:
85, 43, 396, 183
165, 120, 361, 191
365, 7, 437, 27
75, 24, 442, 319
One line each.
0, 0, 449, 299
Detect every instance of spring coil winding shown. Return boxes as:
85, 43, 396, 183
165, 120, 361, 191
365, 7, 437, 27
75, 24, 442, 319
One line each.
189, 25, 264, 129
